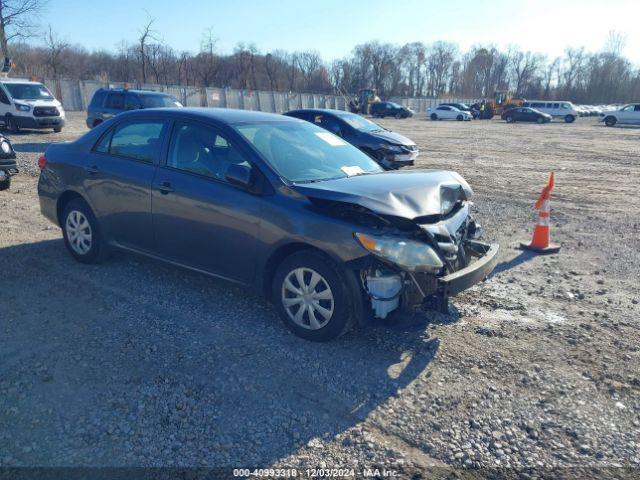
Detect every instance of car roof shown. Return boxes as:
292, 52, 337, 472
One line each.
0, 79, 43, 84
285, 108, 353, 115
119, 107, 300, 125
98, 88, 172, 96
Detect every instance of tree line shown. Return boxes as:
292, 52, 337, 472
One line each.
2, 1, 639, 104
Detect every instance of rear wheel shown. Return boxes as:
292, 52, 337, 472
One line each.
505, 115, 514, 123
92, 119, 103, 128
62, 198, 108, 264
0, 176, 10, 191
53, 126, 63, 133
564, 115, 575, 123
272, 251, 357, 341
604, 116, 617, 127
430, 113, 438, 120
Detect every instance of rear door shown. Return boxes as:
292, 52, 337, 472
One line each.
83, 118, 167, 251
103, 92, 125, 119
151, 119, 261, 283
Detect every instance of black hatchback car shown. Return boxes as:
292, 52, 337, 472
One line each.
501, 107, 552, 124
38, 108, 498, 341
369, 102, 414, 119
86, 88, 182, 129
284, 109, 419, 170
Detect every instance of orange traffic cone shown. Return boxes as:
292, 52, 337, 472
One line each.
520, 173, 561, 254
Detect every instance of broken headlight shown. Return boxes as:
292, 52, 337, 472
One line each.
355, 233, 444, 273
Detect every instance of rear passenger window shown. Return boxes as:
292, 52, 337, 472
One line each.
553, 103, 559, 108
109, 122, 164, 162
635, 105, 640, 111
105, 92, 124, 109
94, 130, 112, 153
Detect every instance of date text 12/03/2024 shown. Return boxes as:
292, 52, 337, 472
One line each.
233, 468, 399, 477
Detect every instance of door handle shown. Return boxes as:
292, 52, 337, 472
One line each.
85, 165, 99, 174
155, 181, 174, 194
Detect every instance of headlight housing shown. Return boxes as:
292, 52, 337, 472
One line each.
0, 140, 13, 155
15, 102, 30, 112
355, 233, 444, 273
381, 143, 403, 153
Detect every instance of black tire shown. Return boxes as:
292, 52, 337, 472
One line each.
604, 116, 617, 127
537, 117, 545, 124
430, 113, 438, 120
272, 251, 358, 341
456, 114, 463, 121
395, 112, 402, 119
505, 115, 514, 123
4, 115, 19, 133
53, 126, 63, 133
564, 115, 575, 123
92, 119, 103, 128
61, 198, 108, 264
0, 176, 10, 191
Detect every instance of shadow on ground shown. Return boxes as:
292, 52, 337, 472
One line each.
0, 239, 441, 467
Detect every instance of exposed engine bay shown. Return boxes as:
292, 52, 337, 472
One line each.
301, 170, 499, 318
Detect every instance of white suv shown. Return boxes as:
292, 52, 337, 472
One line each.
0, 80, 65, 133
522, 100, 580, 123
601, 104, 640, 127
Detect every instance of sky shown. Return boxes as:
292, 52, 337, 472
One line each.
39, 0, 640, 62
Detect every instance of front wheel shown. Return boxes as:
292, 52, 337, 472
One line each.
272, 251, 356, 341
4, 115, 19, 133
564, 115, 575, 123
430, 113, 438, 120
604, 116, 617, 127
456, 114, 463, 121
0, 175, 10, 191
395, 112, 403, 119
537, 117, 545, 124
53, 126, 63, 133
62, 198, 108, 264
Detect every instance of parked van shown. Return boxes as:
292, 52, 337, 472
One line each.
522, 100, 579, 123
0, 79, 65, 132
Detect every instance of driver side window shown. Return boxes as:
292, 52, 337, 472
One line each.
0, 88, 10, 105
167, 121, 249, 181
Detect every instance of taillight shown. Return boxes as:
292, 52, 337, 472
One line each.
38, 155, 47, 170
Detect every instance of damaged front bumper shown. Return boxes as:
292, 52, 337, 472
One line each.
362, 239, 499, 319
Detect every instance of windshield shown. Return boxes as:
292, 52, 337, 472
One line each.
4, 83, 54, 100
141, 95, 182, 108
389, 102, 402, 108
235, 121, 383, 183
333, 111, 384, 133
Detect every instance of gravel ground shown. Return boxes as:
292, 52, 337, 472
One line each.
1, 112, 639, 478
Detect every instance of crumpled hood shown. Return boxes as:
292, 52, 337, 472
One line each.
294, 170, 473, 219
368, 129, 415, 147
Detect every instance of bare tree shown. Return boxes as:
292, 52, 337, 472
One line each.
196, 27, 217, 86
43, 24, 68, 77
509, 48, 543, 95
138, 15, 158, 84
0, 0, 46, 59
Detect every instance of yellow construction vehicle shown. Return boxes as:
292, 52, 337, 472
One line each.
474, 91, 525, 119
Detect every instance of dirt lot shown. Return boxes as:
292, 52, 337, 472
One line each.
1, 112, 639, 477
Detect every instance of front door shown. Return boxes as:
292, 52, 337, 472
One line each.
152, 120, 261, 284
83, 119, 167, 251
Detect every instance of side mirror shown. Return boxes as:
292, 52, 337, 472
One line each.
225, 163, 253, 189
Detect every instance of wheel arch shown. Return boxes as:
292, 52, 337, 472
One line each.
56, 190, 90, 226
260, 242, 342, 299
